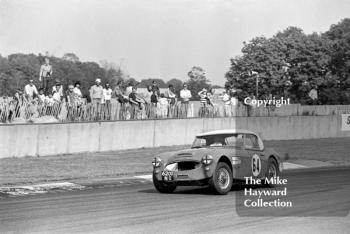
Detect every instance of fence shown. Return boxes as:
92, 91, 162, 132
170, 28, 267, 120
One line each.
1, 98, 350, 124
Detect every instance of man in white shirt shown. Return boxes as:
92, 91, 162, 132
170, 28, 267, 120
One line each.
24, 79, 38, 101
180, 83, 192, 117
39, 57, 53, 94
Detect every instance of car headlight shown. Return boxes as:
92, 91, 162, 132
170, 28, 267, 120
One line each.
202, 155, 213, 165
152, 157, 162, 168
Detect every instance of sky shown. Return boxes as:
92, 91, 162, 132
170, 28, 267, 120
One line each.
0, 0, 349, 85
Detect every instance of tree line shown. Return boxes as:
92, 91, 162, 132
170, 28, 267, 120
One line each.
225, 18, 350, 104
0, 53, 216, 101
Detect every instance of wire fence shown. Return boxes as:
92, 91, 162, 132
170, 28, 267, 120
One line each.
1, 98, 350, 124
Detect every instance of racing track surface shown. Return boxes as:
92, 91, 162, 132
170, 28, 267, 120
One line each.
1, 166, 350, 234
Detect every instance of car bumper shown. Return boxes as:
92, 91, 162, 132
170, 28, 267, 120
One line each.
154, 164, 214, 182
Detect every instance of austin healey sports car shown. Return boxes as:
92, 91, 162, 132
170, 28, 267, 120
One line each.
152, 129, 283, 195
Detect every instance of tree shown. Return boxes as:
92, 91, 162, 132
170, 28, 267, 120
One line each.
62, 53, 79, 63
138, 78, 167, 88
186, 66, 211, 100
225, 27, 335, 104
166, 78, 183, 96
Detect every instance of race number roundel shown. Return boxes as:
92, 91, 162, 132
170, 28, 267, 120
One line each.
251, 154, 261, 176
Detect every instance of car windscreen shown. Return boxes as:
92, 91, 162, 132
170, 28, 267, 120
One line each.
191, 134, 244, 148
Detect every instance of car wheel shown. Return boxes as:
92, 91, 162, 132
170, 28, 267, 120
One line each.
209, 162, 233, 195
264, 158, 280, 187
152, 172, 177, 193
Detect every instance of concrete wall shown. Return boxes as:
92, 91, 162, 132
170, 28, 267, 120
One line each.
1, 115, 350, 158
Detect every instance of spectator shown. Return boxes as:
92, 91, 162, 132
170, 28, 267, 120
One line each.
73, 81, 82, 99
206, 89, 214, 107
52, 80, 64, 101
52, 90, 61, 103
198, 88, 207, 107
144, 85, 153, 118
165, 84, 177, 118
150, 90, 158, 118
45, 93, 55, 115
39, 57, 53, 94
14, 88, 26, 104
129, 86, 142, 119
158, 93, 169, 118
38, 88, 46, 104
24, 79, 38, 101
222, 90, 231, 117
89, 78, 104, 120
113, 81, 127, 120
125, 82, 134, 97
180, 83, 192, 117
165, 84, 176, 105
151, 81, 160, 97
230, 91, 238, 116
67, 85, 79, 105
102, 83, 113, 120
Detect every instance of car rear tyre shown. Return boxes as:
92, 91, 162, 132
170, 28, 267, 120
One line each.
209, 162, 233, 195
152, 172, 177, 193
264, 158, 280, 187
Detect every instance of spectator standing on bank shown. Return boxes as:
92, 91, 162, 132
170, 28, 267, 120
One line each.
102, 83, 113, 120
24, 79, 38, 101
39, 57, 53, 94
89, 78, 103, 120
180, 83, 192, 117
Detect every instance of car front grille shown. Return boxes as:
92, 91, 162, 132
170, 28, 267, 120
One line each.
178, 161, 201, 171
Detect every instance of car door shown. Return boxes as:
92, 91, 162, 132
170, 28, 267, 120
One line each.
225, 133, 250, 179
242, 134, 267, 179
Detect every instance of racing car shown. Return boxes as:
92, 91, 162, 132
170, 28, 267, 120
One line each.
152, 129, 283, 195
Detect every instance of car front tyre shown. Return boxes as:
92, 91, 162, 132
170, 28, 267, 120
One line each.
152, 172, 177, 193
209, 162, 233, 195
264, 158, 281, 188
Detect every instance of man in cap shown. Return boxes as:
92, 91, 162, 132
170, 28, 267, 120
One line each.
89, 78, 104, 120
